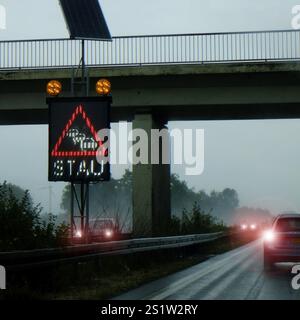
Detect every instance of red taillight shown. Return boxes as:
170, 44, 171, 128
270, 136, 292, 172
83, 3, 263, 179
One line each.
263, 230, 275, 242
105, 229, 113, 238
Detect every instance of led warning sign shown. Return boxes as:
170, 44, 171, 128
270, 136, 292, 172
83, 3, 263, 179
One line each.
48, 97, 111, 182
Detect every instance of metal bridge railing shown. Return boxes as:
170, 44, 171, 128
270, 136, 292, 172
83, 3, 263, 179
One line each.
0, 30, 300, 70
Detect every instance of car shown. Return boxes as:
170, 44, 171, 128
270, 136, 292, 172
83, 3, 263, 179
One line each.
240, 222, 258, 231
263, 213, 300, 270
73, 218, 118, 243
89, 218, 117, 241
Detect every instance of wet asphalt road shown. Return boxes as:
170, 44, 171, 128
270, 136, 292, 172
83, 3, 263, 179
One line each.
114, 240, 300, 300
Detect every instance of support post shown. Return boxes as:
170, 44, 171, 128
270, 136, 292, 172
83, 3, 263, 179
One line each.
70, 182, 90, 244
85, 182, 90, 243
70, 182, 74, 239
80, 183, 85, 238
132, 113, 171, 237
81, 39, 85, 84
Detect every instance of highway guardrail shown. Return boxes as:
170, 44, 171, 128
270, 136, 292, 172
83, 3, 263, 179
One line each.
0, 232, 226, 270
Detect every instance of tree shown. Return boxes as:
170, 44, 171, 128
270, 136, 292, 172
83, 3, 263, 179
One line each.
60, 171, 240, 229
171, 174, 199, 214
221, 188, 239, 211
171, 175, 239, 224
2, 182, 33, 205
205, 188, 239, 224
0, 181, 67, 251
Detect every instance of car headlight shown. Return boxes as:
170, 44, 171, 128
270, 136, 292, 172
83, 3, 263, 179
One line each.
75, 230, 82, 238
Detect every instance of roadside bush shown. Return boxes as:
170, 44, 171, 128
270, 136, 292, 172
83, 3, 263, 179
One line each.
181, 202, 227, 234
167, 202, 227, 236
0, 182, 68, 251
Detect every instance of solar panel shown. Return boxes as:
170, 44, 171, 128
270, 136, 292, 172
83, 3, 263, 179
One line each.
59, 0, 111, 40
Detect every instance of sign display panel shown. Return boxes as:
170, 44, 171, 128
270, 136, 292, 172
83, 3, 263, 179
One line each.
48, 97, 111, 182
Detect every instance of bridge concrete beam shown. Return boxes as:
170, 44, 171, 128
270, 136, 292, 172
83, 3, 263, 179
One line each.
2, 62, 300, 124
132, 113, 171, 237
2, 62, 300, 81
2, 84, 300, 109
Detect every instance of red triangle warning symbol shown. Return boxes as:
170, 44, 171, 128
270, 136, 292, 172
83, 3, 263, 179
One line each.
51, 104, 103, 157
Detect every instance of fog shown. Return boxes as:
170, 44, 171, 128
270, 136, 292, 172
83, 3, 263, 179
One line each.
0, 119, 300, 216
170, 120, 300, 214
1, 1, 300, 217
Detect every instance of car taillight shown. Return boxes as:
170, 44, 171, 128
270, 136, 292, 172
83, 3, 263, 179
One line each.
250, 224, 257, 230
105, 229, 113, 238
263, 230, 275, 242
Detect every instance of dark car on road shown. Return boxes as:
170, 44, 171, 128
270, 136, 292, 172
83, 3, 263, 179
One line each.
263, 214, 300, 270
89, 218, 117, 241
73, 218, 118, 243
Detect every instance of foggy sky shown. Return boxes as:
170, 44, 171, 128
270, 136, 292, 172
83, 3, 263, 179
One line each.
1, 1, 300, 215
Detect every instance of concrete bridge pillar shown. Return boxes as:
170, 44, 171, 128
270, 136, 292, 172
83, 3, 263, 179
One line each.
132, 113, 171, 237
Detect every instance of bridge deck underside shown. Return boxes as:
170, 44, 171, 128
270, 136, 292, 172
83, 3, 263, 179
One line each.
1, 103, 300, 125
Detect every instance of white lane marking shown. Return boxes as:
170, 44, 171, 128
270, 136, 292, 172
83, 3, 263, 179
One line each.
200, 250, 261, 300
165, 243, 261, 300
145, 241, 260, 300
